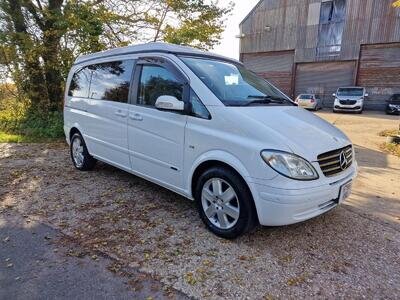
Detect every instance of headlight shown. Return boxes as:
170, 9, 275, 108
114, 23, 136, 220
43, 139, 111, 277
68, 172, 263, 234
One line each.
260, 150, 319, 180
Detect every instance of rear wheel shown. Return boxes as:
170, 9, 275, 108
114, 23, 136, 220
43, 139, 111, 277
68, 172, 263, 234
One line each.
195, 167, 257, 239
70, 133, 96, 171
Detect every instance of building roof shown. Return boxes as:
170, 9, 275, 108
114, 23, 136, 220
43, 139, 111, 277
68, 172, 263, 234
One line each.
239, 0, 264, 25
74, 42, 239, 65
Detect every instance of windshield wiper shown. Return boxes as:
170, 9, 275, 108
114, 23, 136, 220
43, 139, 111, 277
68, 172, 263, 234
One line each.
244, 95, 285, 106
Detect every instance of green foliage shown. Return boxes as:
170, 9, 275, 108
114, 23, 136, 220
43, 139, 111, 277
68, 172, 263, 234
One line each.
0, 96, 63, 142
0, 0, 232, 120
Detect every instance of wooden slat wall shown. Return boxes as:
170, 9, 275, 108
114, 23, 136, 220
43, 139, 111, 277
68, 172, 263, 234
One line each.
357, 43, 400, 109
242, 51, 295, 95
295, 61, 356, 107
240, 0, 400, 63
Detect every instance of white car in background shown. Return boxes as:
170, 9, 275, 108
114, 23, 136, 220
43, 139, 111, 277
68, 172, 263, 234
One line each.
295, 94, 322, 110
333, 87, 368, 114
64, 42, 357, 238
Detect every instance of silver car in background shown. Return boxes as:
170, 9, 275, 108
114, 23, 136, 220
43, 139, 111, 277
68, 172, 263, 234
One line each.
295, 94, 322, 111
333, 87, 368, 114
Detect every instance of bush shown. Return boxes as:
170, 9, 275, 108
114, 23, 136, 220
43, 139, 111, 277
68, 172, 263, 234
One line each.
0, 97, 64, 142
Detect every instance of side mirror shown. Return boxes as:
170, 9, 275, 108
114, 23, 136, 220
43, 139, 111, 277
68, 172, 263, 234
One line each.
365, 93, 369, 97
332, 93, 336, 97
155, 95, 184, 111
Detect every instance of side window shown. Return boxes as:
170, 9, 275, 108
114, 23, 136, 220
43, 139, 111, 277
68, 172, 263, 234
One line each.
138, 65, 183, 107
190, 90, 210, 119
68, 67, 91, 98
89, 60, 134, 103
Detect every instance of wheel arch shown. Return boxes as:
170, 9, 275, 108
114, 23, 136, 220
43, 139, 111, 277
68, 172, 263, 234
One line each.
69, 127, 81, 141
189, 153, 259, 225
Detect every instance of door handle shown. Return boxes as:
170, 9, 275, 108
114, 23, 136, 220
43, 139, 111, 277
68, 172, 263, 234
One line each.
115, 110, 127, 117
130, 113, 143, 121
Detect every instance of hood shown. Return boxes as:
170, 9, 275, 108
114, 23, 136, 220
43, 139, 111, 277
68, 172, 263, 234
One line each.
229, 106, 350, 161
336, 95, 363, 100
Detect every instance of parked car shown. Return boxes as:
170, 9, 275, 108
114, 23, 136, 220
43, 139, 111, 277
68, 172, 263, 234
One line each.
386, 94, 400, 115
64, 43, 357, 238
333, 87, 368, 114
295, 94, 322, 110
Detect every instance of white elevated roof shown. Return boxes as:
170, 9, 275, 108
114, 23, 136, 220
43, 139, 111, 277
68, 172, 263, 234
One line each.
74, 42, 239, 65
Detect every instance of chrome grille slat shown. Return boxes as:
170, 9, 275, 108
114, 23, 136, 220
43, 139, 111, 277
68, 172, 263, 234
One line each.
318, 153, 341, 162
317, 145, 353, 177
319, 159, 340, 168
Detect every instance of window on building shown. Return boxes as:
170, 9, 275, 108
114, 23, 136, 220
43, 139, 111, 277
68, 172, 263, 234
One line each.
89, 60, 134, 103
317, 0, 346, 57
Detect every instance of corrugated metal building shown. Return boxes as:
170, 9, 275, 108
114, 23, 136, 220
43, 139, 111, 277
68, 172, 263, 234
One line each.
239, 0, 400, 109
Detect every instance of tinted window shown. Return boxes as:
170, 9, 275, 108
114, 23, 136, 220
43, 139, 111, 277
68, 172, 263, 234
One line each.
299, 95, 313, 99
89, 60, 134, 102
138, 65, 183, 107
190, 90, 210, 119
180, 56, 293, 107
68, 67, 91, 98
337, 88, 364, 97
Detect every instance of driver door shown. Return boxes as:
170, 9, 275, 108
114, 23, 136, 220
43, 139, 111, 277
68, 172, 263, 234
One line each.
128, 57, 189, 189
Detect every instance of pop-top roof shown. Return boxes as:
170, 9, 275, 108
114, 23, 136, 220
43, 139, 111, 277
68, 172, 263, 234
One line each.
74, 42, 239, 65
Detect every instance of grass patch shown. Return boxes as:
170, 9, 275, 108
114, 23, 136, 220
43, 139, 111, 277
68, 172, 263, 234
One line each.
0, 97, 64, 143
0, 131, 30, 143
380, 143, 400, 157
378, 129, 400, 137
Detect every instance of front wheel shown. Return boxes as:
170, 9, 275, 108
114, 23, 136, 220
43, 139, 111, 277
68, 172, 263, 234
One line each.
195, 167, 257, 239
70, 133, 96, 171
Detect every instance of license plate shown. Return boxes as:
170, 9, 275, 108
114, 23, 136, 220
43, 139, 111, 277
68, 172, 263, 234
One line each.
339, 180, 352, 203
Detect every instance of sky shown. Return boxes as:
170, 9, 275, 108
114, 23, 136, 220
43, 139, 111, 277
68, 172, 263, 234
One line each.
211, 0, 260, 59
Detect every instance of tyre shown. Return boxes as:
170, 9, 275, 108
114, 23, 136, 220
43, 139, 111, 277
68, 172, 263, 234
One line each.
70, 133, 96, 171
194, 166, 258, 239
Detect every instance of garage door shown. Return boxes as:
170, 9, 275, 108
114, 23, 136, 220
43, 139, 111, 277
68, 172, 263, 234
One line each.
357, 43, 400, 109
295, 61, 356, 107
242, 51, 294, 96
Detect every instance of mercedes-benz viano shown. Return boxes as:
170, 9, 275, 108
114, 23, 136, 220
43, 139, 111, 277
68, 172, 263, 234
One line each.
64, 43, 357, 238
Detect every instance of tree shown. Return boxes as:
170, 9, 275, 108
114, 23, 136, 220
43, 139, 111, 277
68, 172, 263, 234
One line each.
0, 0, 233, 112
0, 0, 113, 111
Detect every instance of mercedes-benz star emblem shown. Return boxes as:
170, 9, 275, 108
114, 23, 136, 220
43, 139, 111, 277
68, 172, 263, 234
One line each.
339, 151, 348, 170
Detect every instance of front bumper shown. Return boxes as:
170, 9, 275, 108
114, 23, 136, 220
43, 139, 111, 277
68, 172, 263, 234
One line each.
334, 104, 362, 112
248, 162, 358, 226
386, 106, 400, 115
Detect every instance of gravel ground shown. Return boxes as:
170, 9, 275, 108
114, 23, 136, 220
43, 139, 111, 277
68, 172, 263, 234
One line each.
1, 112, 399, 299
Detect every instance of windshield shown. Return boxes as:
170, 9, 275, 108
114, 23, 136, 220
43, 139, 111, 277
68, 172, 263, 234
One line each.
390, 94, 400, 103
337, 88, 364, 97
180, 56, 294, 107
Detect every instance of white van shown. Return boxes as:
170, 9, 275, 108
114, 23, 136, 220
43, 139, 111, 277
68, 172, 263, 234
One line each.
333, 87, 368, 113
64, 43, 357, 238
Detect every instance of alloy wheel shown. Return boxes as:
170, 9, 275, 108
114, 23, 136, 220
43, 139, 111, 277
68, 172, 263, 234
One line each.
201, 178, 240, 229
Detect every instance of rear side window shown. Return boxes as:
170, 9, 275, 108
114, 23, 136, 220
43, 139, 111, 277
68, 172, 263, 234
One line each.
138, 65, 183, 107
68, 67, 92, 98
89, 60, 134, 102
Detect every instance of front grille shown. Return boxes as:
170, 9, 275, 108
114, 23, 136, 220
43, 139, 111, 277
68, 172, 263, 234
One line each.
339, 100, 357, 105
317, 145, 353, 177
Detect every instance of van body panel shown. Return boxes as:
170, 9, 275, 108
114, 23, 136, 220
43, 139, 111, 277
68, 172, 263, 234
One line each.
64, 42, 358, 231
